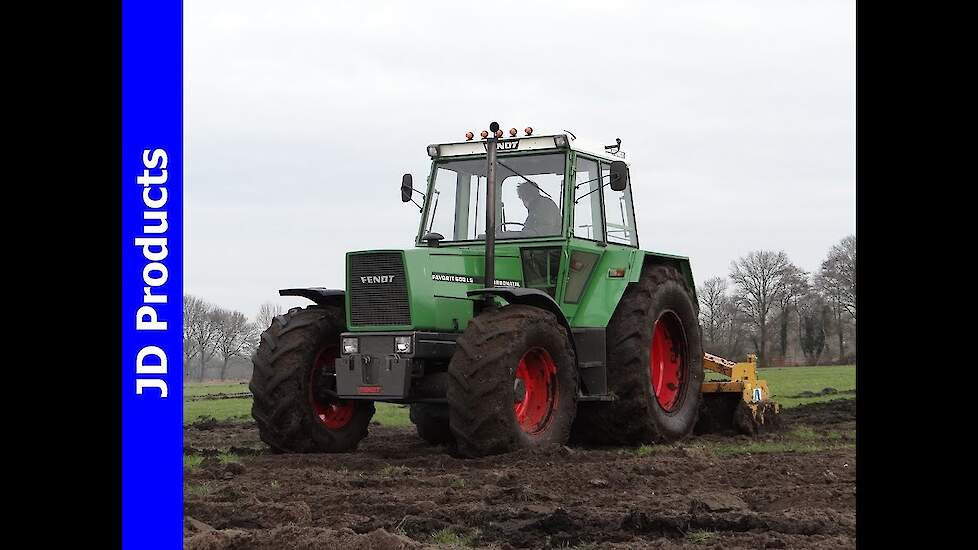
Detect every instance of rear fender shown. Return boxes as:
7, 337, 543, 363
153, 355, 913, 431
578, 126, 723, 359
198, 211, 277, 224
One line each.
631, 252, 698, 309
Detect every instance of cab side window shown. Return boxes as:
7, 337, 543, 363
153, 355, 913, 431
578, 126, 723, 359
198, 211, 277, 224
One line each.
601, 162, 638, 246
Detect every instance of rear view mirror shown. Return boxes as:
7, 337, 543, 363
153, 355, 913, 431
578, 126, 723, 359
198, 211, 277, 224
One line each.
401, 174, 413, 202
610, 161, 628, 191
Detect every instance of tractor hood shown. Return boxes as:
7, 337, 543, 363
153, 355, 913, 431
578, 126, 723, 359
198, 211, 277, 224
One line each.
344, 245, 527, 332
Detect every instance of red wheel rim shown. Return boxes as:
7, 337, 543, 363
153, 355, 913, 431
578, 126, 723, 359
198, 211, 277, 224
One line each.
309, 347, 354, 430
514, 347, 558, 435
650, 312, 686, 412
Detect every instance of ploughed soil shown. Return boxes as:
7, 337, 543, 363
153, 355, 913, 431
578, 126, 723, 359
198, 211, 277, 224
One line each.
184, 399, 856, 549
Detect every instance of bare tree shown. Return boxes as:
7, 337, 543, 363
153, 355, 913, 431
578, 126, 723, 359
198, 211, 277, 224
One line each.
194, 306, 223, 381
720, 299, 750, 360
213, 308, 259, 381
183, 295, 212, 379
797, 290, 828, 364
775, 266, 809, 365
729, 250, 794, 368
698, 277, 729, 354
821, 235, 856, 319
255, 301, 284, 332
816, 235, 856, 362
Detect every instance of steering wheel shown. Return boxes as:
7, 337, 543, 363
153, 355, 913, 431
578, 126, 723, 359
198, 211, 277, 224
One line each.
499, 222, 524, 230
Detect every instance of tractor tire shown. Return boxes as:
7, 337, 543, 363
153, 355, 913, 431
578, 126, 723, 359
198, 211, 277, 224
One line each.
249, 305, 375, 453
571, 264, 704, 446
447, 304, 578, 458
409, 403, 454, 445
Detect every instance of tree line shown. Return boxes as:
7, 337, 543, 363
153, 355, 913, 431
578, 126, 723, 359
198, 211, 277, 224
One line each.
182, 297, 283, 381
698, 235, 855, 367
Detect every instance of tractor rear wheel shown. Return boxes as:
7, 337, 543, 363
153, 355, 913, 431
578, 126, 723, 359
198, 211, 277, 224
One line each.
447, 304, 578, 458
409, 403, 454, 445
571, 264, 704, 445
249, 305, 375, 453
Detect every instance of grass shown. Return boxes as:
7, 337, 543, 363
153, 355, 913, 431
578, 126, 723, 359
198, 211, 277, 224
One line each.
429, 527, 480, 547
379, 464, 412, 476
636, 444, 669, 457
184, 454, 204, 469
373, 403, 411, 426
706, 423, 855, 456
185, 482, 211, 497
183, 382, 413, 426
685, 529, 717, 544
184, 398, 253, 423
218, 452, 242, 464
184, 381, 249, 397
759, 365, 855, 408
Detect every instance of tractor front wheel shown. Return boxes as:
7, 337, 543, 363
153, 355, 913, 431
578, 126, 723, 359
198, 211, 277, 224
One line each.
447, 304, 578, 458
249, 305, 375, 453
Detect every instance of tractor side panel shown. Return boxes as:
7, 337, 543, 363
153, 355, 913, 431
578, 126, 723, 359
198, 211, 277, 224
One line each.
570, 249, 696, 327
408, 246, 524, 332
569, 247, 643, 327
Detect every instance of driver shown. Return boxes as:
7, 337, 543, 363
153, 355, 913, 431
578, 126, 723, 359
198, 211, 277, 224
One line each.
516, 182, 560, 236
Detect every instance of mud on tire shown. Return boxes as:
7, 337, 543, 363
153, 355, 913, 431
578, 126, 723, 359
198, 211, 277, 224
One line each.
409, 403, 454, 445
571, 264, 704, 445
249, 305, 375, 453
447, 304, 578, 458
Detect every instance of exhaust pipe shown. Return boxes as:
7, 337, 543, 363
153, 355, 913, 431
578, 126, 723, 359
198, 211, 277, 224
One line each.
483, 121, 500, 301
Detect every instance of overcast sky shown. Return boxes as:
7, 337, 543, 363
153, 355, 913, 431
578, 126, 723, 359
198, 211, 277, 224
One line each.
185, 0, 855, 318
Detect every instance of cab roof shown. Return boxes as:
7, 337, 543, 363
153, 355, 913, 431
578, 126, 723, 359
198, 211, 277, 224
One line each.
431, 131, 629, 165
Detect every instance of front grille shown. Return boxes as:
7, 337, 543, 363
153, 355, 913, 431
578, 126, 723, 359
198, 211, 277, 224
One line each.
348, 252, 411, 326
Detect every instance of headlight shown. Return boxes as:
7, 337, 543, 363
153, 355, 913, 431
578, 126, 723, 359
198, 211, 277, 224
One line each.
342, 337, 358, 354
426, 144, 439, 157
394, 336, 412, 353
553, 134, 568, 148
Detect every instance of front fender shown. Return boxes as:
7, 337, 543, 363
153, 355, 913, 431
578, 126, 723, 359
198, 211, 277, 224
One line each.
279, 287, 345, 309
466, 287, 577, 361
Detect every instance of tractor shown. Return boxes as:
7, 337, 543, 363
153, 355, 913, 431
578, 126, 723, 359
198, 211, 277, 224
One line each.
249, 122, 780, 457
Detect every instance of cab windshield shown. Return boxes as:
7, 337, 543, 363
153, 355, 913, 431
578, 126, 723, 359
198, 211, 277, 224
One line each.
420, 153, 566, 242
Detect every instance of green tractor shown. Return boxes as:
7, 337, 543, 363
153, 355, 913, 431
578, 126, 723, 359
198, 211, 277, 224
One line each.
250, 122, 712, 457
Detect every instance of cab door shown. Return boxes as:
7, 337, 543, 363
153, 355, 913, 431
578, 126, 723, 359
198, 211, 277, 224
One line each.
559, 153, 606, 321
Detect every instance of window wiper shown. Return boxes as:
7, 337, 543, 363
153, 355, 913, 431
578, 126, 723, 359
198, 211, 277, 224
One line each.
495, 159, 553, 199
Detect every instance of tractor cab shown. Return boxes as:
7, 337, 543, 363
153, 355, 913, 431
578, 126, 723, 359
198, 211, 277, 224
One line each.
409, 129, 636, 247
402, 128, 638, 302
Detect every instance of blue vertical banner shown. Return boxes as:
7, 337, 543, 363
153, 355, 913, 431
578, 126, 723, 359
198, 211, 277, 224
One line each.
122, 1, 183, 548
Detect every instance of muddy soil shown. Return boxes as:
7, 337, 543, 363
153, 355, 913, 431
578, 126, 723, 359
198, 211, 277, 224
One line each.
185, 399, 856, 549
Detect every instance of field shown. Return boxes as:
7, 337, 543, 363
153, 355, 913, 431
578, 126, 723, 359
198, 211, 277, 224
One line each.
184, 366, 856, 548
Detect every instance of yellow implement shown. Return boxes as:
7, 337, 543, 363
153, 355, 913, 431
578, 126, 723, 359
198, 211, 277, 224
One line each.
697, 353, 782, 435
